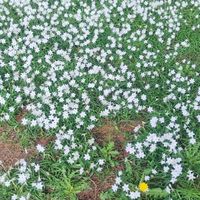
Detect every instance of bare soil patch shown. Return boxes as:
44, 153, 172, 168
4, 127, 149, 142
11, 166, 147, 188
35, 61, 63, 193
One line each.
82, 119, 143, 199
78, 174, 115, 200
118, 120, 143, 133
91, 119, 143, 153
0, 124, 36, 169
92, 119, 121, 145
0, 142, 35, 170
16, 108, 28, 123
0, 124, 18, 142
36, 136, 55, 146
0, 124, 54, 170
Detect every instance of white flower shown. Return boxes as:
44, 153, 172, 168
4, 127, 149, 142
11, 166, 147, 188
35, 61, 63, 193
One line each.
129, 191, 141, 199
84, 154, 90, 161
64, 145, 70, 155
112, 184, 118, 192
88, 138, 95, 145
126, 143, 135, 154
165, 186, 171, 193
152, 169, 157, 174
187, 170, 196, 181
150, 117, 158, 128
98, 159, 105, 165
11, 195, 18, 200
32, 181, 43, 190
144, 176, 150, 181
141, 94, 147, 101
34, 164, 40, 172
36, 144, 45, 153
4, 181, 11, 187
122, 184, 129, 192
0, 96, 5, 105
147, 107, 153, 112
97, 167, 103, 172
80, 167, 84, 175
115, 177, 122, 185
18, 173, 30, 184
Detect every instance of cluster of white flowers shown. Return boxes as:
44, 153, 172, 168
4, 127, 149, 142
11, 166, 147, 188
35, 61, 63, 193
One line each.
112, 172, 141, 199
0, 0, 199, 199
54, 128, 105, 172
0, 159, 42, 198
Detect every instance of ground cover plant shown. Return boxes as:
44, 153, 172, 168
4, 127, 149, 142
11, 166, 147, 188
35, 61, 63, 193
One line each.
0, 0, 200, 199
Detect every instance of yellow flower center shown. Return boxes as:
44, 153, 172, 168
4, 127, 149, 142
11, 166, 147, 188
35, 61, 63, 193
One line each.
138, 182, 149, 192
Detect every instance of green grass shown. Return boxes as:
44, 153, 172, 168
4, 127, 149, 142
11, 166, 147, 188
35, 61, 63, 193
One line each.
0, 1, 200, 200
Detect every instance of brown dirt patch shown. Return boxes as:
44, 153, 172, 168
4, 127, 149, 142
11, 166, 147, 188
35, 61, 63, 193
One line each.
118, 120, 144, 133
80, 119, 144, 200
91, 119, 144, 164
78, 175, 115, 200
0, 142, 35, 170
0, 124, 36, 170
91, 119, 143, 150
0, 122, 54, 170
16, 108, 28, 123
92, 120, 121, 145
0, 124, 18, 142
36, 136, 55, 146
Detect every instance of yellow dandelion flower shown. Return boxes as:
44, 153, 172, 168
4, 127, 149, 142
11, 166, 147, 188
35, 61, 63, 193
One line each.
138, 182, 149, 192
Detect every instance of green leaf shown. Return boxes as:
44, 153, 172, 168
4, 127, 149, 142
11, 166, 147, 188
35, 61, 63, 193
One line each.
146, 188, 169, 199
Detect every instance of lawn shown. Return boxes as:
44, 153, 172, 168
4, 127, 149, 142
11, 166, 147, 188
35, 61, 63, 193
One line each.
0, 0, 200, 199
